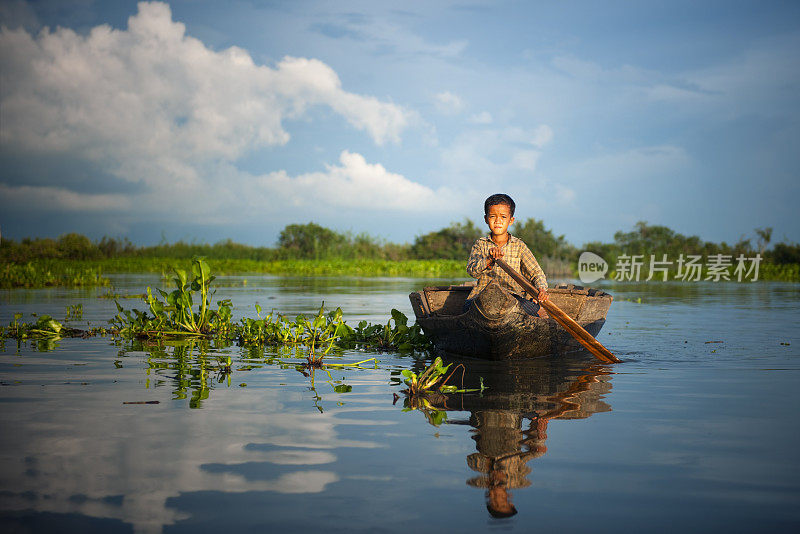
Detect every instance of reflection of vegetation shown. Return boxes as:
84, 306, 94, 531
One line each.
396, 357, 485, 427
298, 366, 360, 413
118, 336, 374, 409
141, 339, 220, 408
65, 304, 84, 321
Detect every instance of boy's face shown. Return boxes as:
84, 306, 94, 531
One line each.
484, 203, 515, 239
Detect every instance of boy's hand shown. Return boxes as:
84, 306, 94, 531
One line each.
537, 288, 549, 303
487, 247, 503, 268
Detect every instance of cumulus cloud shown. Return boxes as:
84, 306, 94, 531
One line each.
0, 1, 417, 222
254, 150, 448, 211
434, 91, 464, 114
0, 2, 408, 159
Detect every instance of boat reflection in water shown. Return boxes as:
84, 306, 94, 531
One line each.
410, 356, 614, 518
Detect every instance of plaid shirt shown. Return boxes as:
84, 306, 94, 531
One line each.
466, 234, 548, 299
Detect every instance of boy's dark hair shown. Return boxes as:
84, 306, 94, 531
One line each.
484, 194, 515, 216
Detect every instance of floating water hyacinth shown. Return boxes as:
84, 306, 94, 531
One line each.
4, 258, 430, 354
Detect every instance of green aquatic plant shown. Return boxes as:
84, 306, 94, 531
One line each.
151, 257, 230, 334
399, 357, 483, 396
6, 259, 432, 358
398, 357, 485, 400
401, 357, 455, 396
111, 257, 233, 338
400, 357, 483, 395
31, 315, 63, 337
236, 303, 353, 358
2, 312, 107, 342
348, 309, 429, 352
109, 259, 431, 352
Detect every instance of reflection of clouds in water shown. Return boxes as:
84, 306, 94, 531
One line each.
262, 449, 337, 465
346, 474, 393, 481
261, 470, 338, 494
0, 383, 390, 534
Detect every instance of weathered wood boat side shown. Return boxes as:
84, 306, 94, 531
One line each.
408, 281, 613, 360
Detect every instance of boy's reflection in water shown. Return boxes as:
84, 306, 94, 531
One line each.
466, 412, 549, 518
451, 360, 612, 518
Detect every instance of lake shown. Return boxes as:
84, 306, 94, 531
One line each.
1, 274, 799, 533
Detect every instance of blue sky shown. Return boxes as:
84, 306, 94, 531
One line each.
1, 0, 798, 248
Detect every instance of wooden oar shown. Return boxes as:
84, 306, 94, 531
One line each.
494, 258, 621, 364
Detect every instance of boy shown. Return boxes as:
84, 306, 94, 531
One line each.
465, 193, 548, 314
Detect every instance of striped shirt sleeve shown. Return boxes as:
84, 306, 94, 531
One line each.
520, 242, 548, 290
466, 239, 490, 278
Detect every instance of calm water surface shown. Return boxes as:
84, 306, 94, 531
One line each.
1, 275, 799, 533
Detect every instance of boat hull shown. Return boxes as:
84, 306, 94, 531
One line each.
409, 281, 613, 360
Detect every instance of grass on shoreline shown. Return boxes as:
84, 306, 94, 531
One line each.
0, 258, 468, 289
97, 257, 468, 277
2, 257, 799, 289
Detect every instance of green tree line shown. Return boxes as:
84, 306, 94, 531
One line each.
582, 222, 799, 266
2, 220, 798, 268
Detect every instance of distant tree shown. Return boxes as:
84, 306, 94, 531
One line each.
278, 222, 348, 259
514, 218, 576, 260
410, 220, 482, 259
755, 227, 773, 255
57, 233, 99, 260
769, 242, 800, 264
98, 236, 136, 258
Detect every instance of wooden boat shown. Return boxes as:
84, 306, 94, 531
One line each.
408, 281, 613, 360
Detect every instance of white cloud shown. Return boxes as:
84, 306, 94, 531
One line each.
468, 111, 493, 124
255, 150, 451, 212
434, 91, 464, 114
0, 2, 409, 189
0, 1, 424, 226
